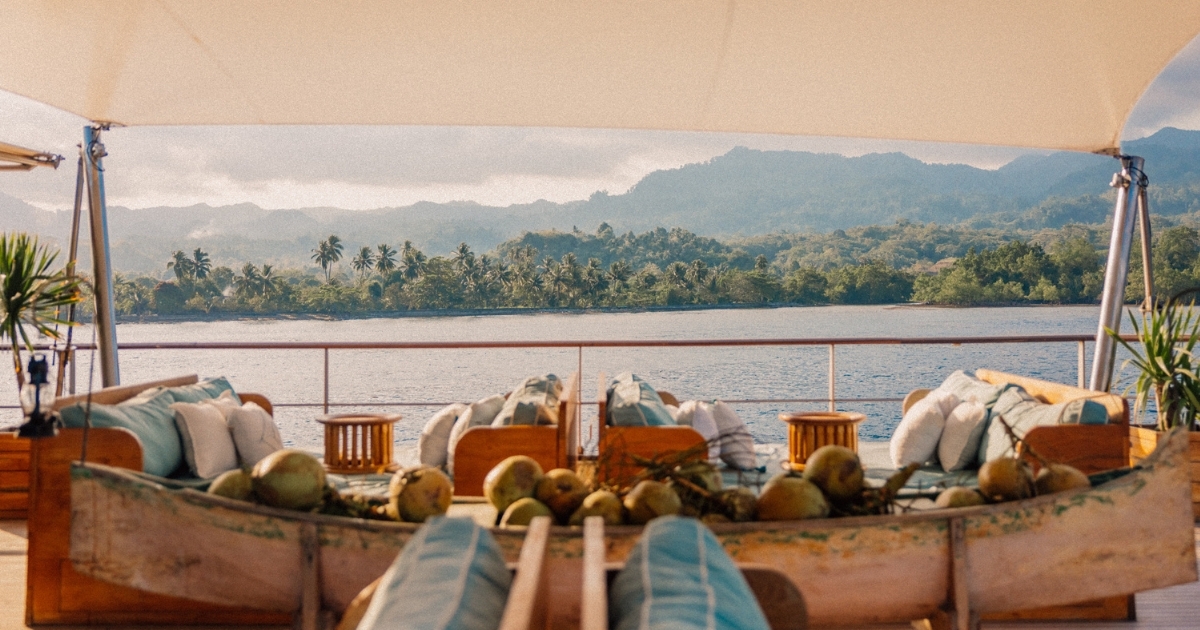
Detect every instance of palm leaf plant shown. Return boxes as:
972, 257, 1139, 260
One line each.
1109, 288, 1200, 431
0, 233, 84, 390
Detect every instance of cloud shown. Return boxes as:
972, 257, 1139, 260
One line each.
1124, 34, 1200, 139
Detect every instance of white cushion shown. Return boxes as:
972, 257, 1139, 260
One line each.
170, 401, 239, 479
447, 394, 506, 475
227, 402, 284, 467
890, 389, 959, 467
419, 403, 468, 468
938, 401, 988, 472
708, 401, 757, 469
675, 400, 721, 461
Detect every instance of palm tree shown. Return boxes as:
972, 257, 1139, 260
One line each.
375, 244, 397, 275
167, 250, 194, 282
665, 261, 689, 288
234, 262, 263, 299
259, 264, 281, 298
311, 236, 343, 283
326, 235, 344, 279
0, 234, 83, 389
452, 242, 475, 275
351, 246, 375, 279
399, 241, 427, 281
192, 248, 212, 279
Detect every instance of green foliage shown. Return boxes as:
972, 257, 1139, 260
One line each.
1109, 291, 1200, 431
0, 233, 84, 389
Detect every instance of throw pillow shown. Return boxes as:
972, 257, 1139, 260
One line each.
937, 370, 1007, 408
980, 387, 1108, 462
447, 394, 506, 475
708, 401, 757, 470
609, 516, 770, 630
606, 373, 674, 427
59, 389, 184, 477
170, 401, 240, 479
357, 517, 512, 630
675, 400, 721, 461
890, 389, 959, 467
937, 400, 988, 472
226, 402, 284, 467
163, 377, 241, 404
492, 374, 562, 426
418, 403, 468, 468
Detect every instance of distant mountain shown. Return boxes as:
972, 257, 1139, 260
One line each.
4, 127, 1200, 275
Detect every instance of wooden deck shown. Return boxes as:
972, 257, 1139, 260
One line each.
1, 519, 1197, 630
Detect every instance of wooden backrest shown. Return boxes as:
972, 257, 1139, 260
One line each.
975, 368, 1128, 426
52, 374, 199, 410
452, 373, 579, 497
595, 377, 706, 487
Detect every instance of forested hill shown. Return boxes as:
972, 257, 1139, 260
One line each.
4, 126, 1200, 274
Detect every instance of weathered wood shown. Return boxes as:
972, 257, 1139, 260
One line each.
299, 522, 320, 630
579, 517, 607, 630
334, 577, 379, 630
498, 516, 551, 630
68, 428, 1198, 627
1129, 426, 1200, 521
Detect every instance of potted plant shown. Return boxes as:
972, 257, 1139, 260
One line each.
1109, 287, 1200, 518
0, 232, 84, 393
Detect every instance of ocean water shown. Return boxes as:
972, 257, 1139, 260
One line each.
7, 304, 1131, 451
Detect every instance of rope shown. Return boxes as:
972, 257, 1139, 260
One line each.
80, 324, 98, 463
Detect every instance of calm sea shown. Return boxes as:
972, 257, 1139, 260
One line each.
8, 304, 1133, 451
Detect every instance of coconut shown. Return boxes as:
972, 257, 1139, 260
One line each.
251, 449, 327, 510
716, 487, 759, 522
208, 469, 253, 501
803, 445, 864, 502
978, 457, 1034, 502
500, 497, 554, 527
483, 455, 544, 514
568, 490, 624, 526
757, 473, 829, 520
535, 468, 589, 523
1034, 464, 1091, 496
624, 480, 682, 525
934, 486, 986, 509
389, 466, 453, 522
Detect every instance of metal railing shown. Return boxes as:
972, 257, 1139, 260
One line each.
4, 334, 1120, 413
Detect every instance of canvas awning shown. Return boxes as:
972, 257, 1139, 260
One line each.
2, 1, 1199, 154
0, 141, 61, 171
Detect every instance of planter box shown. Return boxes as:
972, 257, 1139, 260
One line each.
1130, 426, 1200, 520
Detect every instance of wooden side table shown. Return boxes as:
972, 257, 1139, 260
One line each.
317, 414, 402, 474
778, 411, 866, 472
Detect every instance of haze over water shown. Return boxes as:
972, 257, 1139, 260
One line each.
10, 305, 1122, 451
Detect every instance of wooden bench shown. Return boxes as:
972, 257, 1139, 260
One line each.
452, 373, 581, 497
25, 375, 288, 626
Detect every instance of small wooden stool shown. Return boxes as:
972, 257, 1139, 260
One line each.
778, 411, 866, 472
317, 413, 402, 474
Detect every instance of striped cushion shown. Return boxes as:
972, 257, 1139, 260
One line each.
356, 517, 512, 630
606, 373, 674, 427
609, 516, 770, 630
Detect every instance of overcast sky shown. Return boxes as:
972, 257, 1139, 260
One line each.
4, 35, 1200, 213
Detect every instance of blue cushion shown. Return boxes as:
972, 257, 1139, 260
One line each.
979, 387, 1109, 461
936, 370, 1008, 409
60, 389, 183, 477
357, 517, 512, 630
609, 516, 770, 630
163, 377, 240, 404
606, 373, 674, 426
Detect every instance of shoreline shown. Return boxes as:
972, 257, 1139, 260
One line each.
99, 300, 1103, 324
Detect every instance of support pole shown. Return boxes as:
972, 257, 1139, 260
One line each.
84, 125, 120, 386
1089, 156, 1145, 392
54, 152, 86, 396
1137, 184, 1154, 311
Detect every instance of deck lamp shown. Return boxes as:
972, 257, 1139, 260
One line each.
18, 354, 59, 438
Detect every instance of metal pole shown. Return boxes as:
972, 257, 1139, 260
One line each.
1137, 184, 1154, 311
323, 348, 330, 414
828, 344, 836, 411
84, 125, 120, 386
1077, 340, 1086, 389
1089, 155, 1144, 391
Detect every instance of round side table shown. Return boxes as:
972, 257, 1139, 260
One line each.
778, 411, 866, 471
317, 413, 402, 474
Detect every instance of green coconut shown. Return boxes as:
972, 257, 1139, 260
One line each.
803, 445, 864, 502
934, 486, 986, 509
715, 487, 759, 522
389, 466, 453, 523
978, 457, 1035, 503
208, 469, 254, 501
757, 473, 829, 520
624, 480, 682, 525
251, 449, 327, 510
500, 497, 554, 528
568, 490, 625, 526
1034, 464, 1091, 496
535, 468, 589, 523
483, 455, 544, 514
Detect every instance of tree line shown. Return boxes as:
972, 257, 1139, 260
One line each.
107, 223, 1200, 317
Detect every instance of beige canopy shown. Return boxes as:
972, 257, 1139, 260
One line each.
2, 1, 1199, 153
0, 141, 61, 171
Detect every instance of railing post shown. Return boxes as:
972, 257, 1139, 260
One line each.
323, 348, 330, 414
1078, 340, 1086, 389
828, 344, 836, 412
